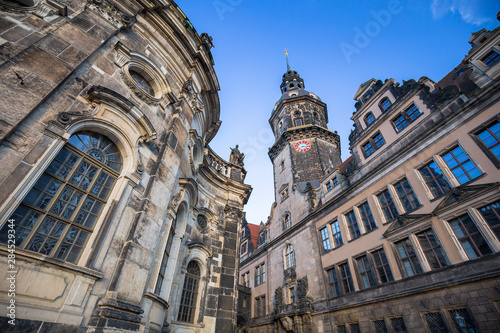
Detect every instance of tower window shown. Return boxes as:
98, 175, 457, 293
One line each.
294, 118, 303, 127
0, 131, 122, 264
130, 70, 155, 95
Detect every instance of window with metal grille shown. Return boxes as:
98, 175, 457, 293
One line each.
357, 255, 376, 289
449, 308, 479, 333
155, 217, 177, 295
377, 190, 399, 222
441, 146, 481, 184
394, 178, 419, 212
331, 220, 344, 247
339, 262, 355, 294
345, 210, 361, 240
419, 161, 452, 198
0, 132, 122, 264
482, 50, 500, 66
390, 317, 407, 333
374, 319, 388, 333
372, 248, 394, 283
373, 132, 385, 148
416, 229, 449, 269
448, 214, 492, 259
327, 267, 341, 297
395, 238, 423, 277
475, 120, 500, 164
350, 323, 361, 333
380, 97, 391, 112
320, 227, 332, 251
285, 244, 295, 268
363, 141, 374, 157
177, 261, 200, 323
358, 202, 377, 232
479, 200, 500, 240
424, 312, 448, 333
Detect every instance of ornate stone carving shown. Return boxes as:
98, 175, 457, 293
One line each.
197, 215, 207, 228
275, 286, 284, 307
230, 145, 245, 167
280, 316, 294, 332
224, 205, 242, 220
297, 277, 308, 301
200, 33, 214, 49
86, 0, 135, 29
181, 77, 204, 112
284, 267, 296, 283
169, 192, 183, 210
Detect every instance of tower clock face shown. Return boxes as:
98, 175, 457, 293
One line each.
294, 140, 311, 152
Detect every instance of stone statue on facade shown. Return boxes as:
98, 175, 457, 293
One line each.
275, 286, 284, 308
280, 316, 294, 332
297, 276, 308, 301
230, 145, 245, 166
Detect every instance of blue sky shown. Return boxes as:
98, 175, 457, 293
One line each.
176, 0, 499, 225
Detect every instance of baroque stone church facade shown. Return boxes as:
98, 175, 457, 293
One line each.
239, 23, 500, 333
0, 1, 251, 332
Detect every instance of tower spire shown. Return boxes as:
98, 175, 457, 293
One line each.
285, 49, 291, 72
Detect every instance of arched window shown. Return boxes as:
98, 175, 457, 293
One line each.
284, 244, 295, 269
364, 112, 375, 126
0, 131, 122, 264
283, 214, 291, 230
379, 97, 391, 112
155, 216, 177, 295
177, 261, 201, 323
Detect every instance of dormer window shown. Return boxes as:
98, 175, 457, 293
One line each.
364, 112, 375, 126
379, 97, 391, 112
482, 50, 500, 67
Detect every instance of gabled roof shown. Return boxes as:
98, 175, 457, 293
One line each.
383, 214, 432, 237
432, 182, 500, 215
247, 223, 260, 249
353, 78, 376, 100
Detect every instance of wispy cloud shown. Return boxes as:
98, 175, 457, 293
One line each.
430, 0, 492, 25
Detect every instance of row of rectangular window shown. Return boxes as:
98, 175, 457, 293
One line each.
361, 103, 421, 159
324, 141, 486, 248
335, 306, 479, 333
326, 200, 500, 297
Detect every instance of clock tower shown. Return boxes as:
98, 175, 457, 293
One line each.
269, 58, 342, 207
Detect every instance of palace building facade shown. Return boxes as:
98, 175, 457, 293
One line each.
238, 25, 500, 333
0, 1, 251, 332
